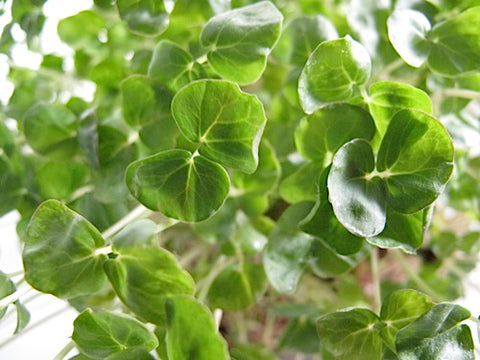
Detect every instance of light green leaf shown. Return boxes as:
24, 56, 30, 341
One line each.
126, 150, 230, 222
14, 301, 30, 334
328, 139, 386, 237
230, 343, 278, 360
295, 103, 375, 164
23, 200, 107, 299
200, 1, 283, 85
172, 80, 267, 173
377, 109, 454, 213
263, 203, 313, 294
298, 36, 371, 114
165, 295, 230, 360
72, 309, 159, 360
57, 10, 105, 51
387, 9, 431, 68
0, 271, 14, 318
148, 40, 206, 92
428, 7, 480, 75
116, 0, 170, 36
23, 104, 79, 159
317, 308, 383, 360
367, 81, 432, 141
36, 161, 88, 200
110, 219, 157, 249
105, 348, 155, 360
396, 303, 474, 359
279, 162, 323, 204
379, 289, 434, 350
273, 15, 338, 66
104, 246, 194, 324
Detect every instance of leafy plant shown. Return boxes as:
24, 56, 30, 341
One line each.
1, 0, 480, 359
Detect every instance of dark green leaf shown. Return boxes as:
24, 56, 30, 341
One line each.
72, 309, 158, 360
172, 80, 267, 173
387, 9, 431, 68
23, 104, 79, 159
279, 162, 322, 204
200, 1, 283, 84
23, 200, 107, 298
278, 317, 320, 354
295, 103, 375, 164
165, 295, 230, 360
126, 150, 230, 222
317, 308, 383, 360
207, 262, 267, 311
104, 246, 194, 324
116, 0, 170, 36
298, 36, 371, 114
328, 139, 386, 237
377, 109, 454, 213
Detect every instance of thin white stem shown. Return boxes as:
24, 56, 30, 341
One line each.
196, 256, 236, 303
101, 205, 152, 239
370, 249, 381, 313
0, 286, 32, 310
53, 341, 76, 360
437, 88, 480, 100
94, 245, 113, 256
213, 308, 223, 331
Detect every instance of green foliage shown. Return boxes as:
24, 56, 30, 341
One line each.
1, 0, 479, 358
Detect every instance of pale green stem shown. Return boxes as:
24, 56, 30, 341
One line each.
101, 205, 152, 239
0, 286, 32, 310
67, 185, 94, 203
437, 88, 480, 100
196, 256, 236, 303
234, 312, 248, 343
374, 58, 405, 80
262, 309, 276, 350
6, 270, 24, 278
179, 245, 204, 268
53, 341, 76, 360
392, 250, 443, 302
370, 249, 381, 313
155, 218, 179, 234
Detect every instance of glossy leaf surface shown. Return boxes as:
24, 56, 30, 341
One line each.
200, 1, 283, 84
116, 0, 170, 36
23, 200, 107, 298
72, 309, 158, 360
172, 80, 266, 173
165, 295, 230, 360
126, 150, 230, 222
298, 36, 371, 114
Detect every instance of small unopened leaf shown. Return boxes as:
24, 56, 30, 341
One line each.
172, 80, 266, 173
298, 36, 371, 114
104, 246, 194, 324
126, 150, 230, 222
328, 139, 386, 237
165, 295, 230, 360
387, 9, 431, 68
116, 0, 170, 36
23, 200, 107, 298
72, 309, 158, 360
317, 308, 383, 360
200, 1, 283, 84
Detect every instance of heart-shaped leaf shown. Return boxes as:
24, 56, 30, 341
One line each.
298, 36, 371, 114
172, 80, 267, 173
200, 1, 283, 85
328, 139, 387, 237
377, 109, 454, 213
116, 0, 170, 36
23, 200, 107, 298
387, 9, 431, 68
165, 295, 230, 360
126, 149, 230, 222
72, 309, 158, 360
104, 246, 195, 324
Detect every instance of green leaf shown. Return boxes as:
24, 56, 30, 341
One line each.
317, 308, 383, 360
294, 103, 375, 164
23, 104, 79, 159
0, 271, 14, 318
72, 309, 159, 360
172, 80, 266, 173
395, 303, 474, 359
105, 348, 155, 360
387, 9, 431, 68
126, 150, 230, 222
35, 161, 88, 200
165, 295, 230, 360
104, 246, 195, 324
263, 203, 313, 294
377, 109, 454, 213
14, 301, 30, 334
116, 0, 170, 36
379, 289, 434, 350
328, 139, 386, 237
58, 10, 105, 51
110, 219, 157, 249
367, 81, 432, 142
279, 162, 323, 204
23, 200, 107, 298
273, 15, 338, 66
207, 263, 267, 311
427, 7, 480, 75
148, 40, 206, 92
231, 343, 278, 360
200, 1, 283, 85
298, 36, 371, 114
